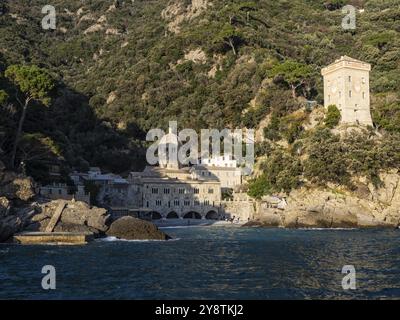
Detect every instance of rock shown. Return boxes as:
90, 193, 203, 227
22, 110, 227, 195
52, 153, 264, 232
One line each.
0, 197, 11, 217
252, 172, 400, 229
0, 215, 22, 242
242, 212, 282, 228
0, 171, 35, 201
106, 216, 171, 240
59, 201, 110, 232
53, 222, 99, 235
20, 200, 110, 238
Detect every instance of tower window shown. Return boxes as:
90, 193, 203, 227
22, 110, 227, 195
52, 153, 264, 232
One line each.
348, 76, 351, 82
362, 92, 365, 99
349, 90, 352, 98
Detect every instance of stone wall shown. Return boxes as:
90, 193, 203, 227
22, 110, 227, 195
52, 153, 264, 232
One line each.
221, 200, 257, 222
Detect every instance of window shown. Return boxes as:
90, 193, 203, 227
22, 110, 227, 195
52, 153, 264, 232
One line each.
204, 200, 210, 206
362, 92, 365, 99
184, 200, 190, 206
339, 91, 341, 98
156, 200, 162, 206
362, 77, 365, 84
348, 76, 351, 82
194, 200, 200, 206
349, 90, 352, 98
174, 200, 180, 206
194, 188, 199, 194
58, 189, 62, 195
151, 187, 159, 194
208, 188, 214, 194
164, 188, 170, 194
179, 188, 185, 194
146, 201, 149, 208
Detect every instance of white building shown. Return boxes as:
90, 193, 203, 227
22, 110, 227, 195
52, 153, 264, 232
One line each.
199, 155, 237, 168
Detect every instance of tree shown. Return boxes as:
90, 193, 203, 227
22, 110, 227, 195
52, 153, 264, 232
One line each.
5, 65, 55, 168
213, 24, 243, 55
222, 1, 257, 24
325, 104, 341, 128
247, 174, 271, 199
270, 60, 314, 99
0, 90, 8, 105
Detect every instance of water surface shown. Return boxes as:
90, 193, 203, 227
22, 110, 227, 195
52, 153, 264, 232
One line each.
0, 227, 399, 299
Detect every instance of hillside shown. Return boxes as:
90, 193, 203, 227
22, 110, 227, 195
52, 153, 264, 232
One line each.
0, 0, 399, 193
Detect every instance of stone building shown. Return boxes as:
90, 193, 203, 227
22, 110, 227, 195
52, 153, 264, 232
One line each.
39, 183, 90, 204
190, 165, 242, 190
196, 155, 242, 189
128, 166, 223, 220
321, 56, 373, 126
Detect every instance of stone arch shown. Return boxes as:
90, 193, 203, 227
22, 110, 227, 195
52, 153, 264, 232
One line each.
206, 210, 219, 220
183, 211, 201, 219
166, 211, 179, 219
150, 211, 162, 220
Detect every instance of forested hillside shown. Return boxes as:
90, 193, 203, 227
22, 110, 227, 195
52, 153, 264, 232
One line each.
0, 0, 399, 192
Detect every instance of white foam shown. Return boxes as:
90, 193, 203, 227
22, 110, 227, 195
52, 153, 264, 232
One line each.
97, 236, 180, 242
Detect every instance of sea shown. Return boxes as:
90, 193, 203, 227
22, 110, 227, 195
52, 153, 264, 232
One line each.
0, 226, 399, 299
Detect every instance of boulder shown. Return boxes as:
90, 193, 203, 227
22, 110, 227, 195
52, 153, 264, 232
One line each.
0, 215, 22, 242
0, 171, 35, 201
0, 197, 11, 217
106, 216, 171, 240
24, 200, 111, 236
53, 222, 100, 235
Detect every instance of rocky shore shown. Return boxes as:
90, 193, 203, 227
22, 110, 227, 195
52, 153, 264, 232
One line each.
0, 162, 170, 243
247, 171, 400, 229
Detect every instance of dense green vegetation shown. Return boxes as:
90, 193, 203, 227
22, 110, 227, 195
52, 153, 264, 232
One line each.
0, 0, 399, 192
324, 105, 341, 128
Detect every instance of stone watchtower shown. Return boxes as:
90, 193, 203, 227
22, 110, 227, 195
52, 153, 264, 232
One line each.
321, 56, 373, 126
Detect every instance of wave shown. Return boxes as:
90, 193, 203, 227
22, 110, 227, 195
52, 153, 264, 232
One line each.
0, 248, 10, 254
96, 236, 180, 242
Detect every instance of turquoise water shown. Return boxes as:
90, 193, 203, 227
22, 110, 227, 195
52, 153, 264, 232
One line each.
0, 227, 399, 299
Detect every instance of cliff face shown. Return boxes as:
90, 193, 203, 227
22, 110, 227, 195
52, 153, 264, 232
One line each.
0, 161, 36, 241
254, 171, 400, 228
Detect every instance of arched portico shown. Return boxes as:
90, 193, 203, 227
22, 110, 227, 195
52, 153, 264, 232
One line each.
150, 211, 162, 220
205, 210, 219, 220
166, 211, 179, 219
183, 211, 201, 219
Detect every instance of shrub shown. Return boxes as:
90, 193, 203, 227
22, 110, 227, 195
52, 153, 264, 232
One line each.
324, 105, 341, 128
